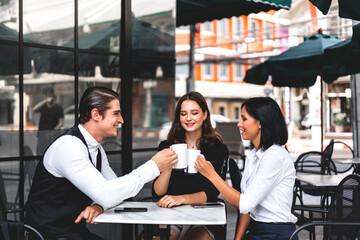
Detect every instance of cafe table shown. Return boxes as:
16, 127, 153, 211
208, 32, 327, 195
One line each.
332, 158, 360, 174
332, 158, 360, 164
94, 201, 227, 239
296, 174, 347, 187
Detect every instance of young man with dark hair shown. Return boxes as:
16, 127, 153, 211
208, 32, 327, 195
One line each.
25, 86, 177, 240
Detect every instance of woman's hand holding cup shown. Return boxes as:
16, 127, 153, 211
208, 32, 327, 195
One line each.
195, 154, 216, 179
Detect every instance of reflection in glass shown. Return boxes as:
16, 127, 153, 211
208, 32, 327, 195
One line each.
0, 44, 19, 157
23, 1, 74, 46
78, 0, 120, 52
131, 0, 176, 150
0, 0, 19, 42
24, 47, 74, 156
0, 160, 20, 217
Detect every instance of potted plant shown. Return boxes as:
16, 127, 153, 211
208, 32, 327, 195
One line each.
333, 112, 347, 132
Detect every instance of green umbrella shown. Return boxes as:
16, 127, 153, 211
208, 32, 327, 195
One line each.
322, 23, 360, 80
309, 0, 360, 21
244, 33, 341, 87
177, 0, 291, 26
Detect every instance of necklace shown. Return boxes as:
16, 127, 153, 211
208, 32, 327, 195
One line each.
188, 144, 195, 149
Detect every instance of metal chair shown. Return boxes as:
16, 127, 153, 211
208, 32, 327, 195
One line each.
228, 158, 242, 233
290, 174, 360, 240
0, 186, 44, 240
292, 140, 338, 239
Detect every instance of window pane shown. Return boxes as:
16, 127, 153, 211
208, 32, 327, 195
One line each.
0, 44, 19, 157
78, 0, 120, 52
132, 0, 175, 55
24, 48, 74, 156
0, 0, 19, 42
132, 62, 175, 148
23, 1, 75, 46
132, 0, 176, 149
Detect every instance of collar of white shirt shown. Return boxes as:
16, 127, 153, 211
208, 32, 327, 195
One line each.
78, 124, 101, 151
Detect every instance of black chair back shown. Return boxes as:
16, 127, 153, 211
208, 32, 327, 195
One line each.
325, 174, 360, 239
228, 158, 242, 233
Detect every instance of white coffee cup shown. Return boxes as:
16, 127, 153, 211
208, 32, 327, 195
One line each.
170, 144, 188, 169
187, 149, 201, 174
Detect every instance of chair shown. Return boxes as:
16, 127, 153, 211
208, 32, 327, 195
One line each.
228, 158, 242, 232
290, 174, 360, 240
292, 140, 339, 239
294, 140, 339, 205
216, 122, 246, 171
0, 186, 44, 240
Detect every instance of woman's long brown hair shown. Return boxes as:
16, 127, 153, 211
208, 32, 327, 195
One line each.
167, 91, 223, 148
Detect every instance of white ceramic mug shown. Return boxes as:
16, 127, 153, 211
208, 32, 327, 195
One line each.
187, 149, 201, 174
170, 144, 188, 169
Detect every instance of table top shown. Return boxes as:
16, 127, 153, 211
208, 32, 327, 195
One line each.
332, 158, 360, 164
94, 201, 227, 225
296, 174, 347, 187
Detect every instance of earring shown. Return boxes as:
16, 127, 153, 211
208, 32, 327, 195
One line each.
259, 126, 261, 129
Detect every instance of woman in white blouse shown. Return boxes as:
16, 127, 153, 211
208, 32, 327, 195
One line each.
195, 97, 297, 240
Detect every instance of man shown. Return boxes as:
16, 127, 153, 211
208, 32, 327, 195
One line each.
25, 86, 177, 240
33, 87, 64, 155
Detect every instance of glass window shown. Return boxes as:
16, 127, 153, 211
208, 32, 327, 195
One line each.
249, 19, 259, 39
235, 107, 240, 120
219, 64, 228, 80
264, 22, 273, 40
0, 0, 19, 42
234, 63, 243, 81
202, 21, 213, 32
132, 0, 176, 149
219, 107, 225, 116
78, 0, 121, 52
233, 17, 242, 38
0, 44, 19, 157
23, 1, 75, 46
219, 18, 227, 35
24, 48, 75, 156
176, 64, 189, 75
203, 63, 213, 78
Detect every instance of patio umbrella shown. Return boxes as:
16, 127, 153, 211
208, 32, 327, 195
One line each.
244, 32, 341, 151
176, 0, 292, 26
35, 19, 174, 78
0, 23, 38, 75
244, 32, 342, 87
321, 23, 360, 80
309, 0, 360, 21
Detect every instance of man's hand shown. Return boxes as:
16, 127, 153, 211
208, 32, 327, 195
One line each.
75, 204, 104, 224
152, 149, 178, 172
194, 155, 216, 179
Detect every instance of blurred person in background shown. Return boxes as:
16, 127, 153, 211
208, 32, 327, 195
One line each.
33, 86, 64, 155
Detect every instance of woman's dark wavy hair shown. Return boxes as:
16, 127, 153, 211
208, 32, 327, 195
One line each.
167, 91, 222, 148
241, 97, 288, 150
78, 86, 119, 124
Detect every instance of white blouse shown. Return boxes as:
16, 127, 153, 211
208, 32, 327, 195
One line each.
239, 145, 297, 223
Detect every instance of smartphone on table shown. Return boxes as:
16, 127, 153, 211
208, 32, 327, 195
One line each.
114, 206, 147, 212
190, 202, 224, 208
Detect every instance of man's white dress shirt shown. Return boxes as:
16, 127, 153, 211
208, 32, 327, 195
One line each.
43, 124, 160, 209
239, 145, 297, 223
